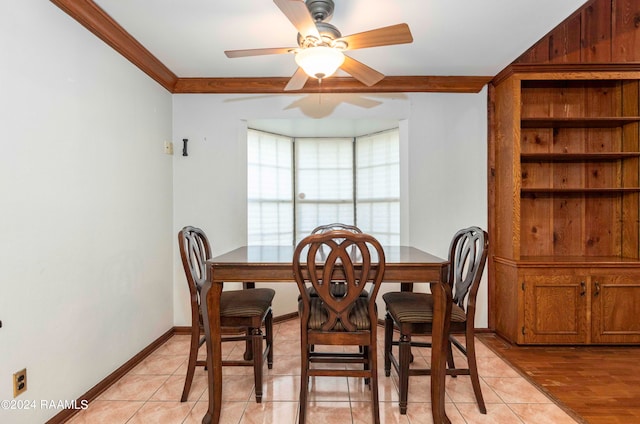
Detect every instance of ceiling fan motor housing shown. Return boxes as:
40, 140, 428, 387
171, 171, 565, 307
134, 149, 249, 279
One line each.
298, 21, 343, 48
298, 0, 342, 48
306, 0, 334, 22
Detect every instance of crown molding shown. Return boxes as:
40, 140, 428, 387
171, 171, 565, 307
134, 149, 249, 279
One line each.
492, 63, 640, 85
51, 0, 491, 94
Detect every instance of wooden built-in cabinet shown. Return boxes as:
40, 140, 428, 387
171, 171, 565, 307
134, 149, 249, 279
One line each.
490, 67, 640, 344
494, 258, 640, 344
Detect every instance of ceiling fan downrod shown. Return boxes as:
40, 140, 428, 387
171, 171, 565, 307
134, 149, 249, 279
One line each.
297, 0, 346, 50
305, 0, 334, 22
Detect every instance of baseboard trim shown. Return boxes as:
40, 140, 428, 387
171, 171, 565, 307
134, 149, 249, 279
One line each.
274, 311, 298, 323
47, 313, 300, 423
46, 328, 174, 424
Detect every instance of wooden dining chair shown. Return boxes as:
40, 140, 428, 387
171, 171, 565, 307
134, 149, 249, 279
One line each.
383, 226, 489, 414
306, 224, 369, 354
311, 222, 362, 234
178, 226, 275, 403
308, 223, 367, 297
293, 230, 386, 424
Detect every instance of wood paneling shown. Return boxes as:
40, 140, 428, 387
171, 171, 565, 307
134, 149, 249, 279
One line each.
613, 0, 640, 61
583, 0, 614, 62
621, 81, 640, 258
516, 39, 550, 65
514, 80, 634, 259
493, 261, 520, 342
549, 14, 583, 63
514, 0, 640, 67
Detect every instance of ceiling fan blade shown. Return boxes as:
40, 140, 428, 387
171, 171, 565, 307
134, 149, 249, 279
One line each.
340, 55, 384, 87
341, 23, 413, 50
225, 47, 296, 58
284, 67, 309, 91
273, 0, 321, 41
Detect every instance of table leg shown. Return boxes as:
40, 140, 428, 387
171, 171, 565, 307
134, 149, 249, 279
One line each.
243, 282, 255, 360
430, 280, 453, 424
200, 278, 223, 424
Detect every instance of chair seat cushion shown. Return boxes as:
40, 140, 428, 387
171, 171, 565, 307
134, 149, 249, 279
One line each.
220, 288, 275, 318
300, 297, 373, 331
382, 291, 466, 324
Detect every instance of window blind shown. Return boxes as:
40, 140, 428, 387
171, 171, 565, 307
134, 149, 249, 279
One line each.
247, 128, 399, 246
247, 130, 294, 245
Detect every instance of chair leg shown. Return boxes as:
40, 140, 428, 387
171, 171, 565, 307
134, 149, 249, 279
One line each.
266, 310, 274, 369
251, 328, 264, 403
370, 344, 381, 424
447, 339, 456, 378
466, 335, 486, 414
384, 314, 393, 377
181, 325, 200, 402
299, 346, 309, 424
363, 345, 370, 386
244, 329, 253, 361
398, 333, 411, 414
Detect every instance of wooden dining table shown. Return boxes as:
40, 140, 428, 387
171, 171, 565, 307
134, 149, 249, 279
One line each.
200, 245, 453, 424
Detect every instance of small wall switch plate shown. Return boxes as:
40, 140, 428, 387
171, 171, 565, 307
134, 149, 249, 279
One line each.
163, 141, 174, 155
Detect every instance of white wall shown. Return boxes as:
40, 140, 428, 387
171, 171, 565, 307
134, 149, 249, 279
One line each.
172, 90, 488, 327
0, 5, 488, 419
0, 2, 174, 423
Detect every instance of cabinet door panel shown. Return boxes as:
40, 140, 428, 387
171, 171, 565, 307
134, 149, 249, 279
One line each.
592, 275, 640, 343
524, 275, 588, 344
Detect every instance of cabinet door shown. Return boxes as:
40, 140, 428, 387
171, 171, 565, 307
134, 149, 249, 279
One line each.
591, 274, 640, 343
523, 274, 589, 344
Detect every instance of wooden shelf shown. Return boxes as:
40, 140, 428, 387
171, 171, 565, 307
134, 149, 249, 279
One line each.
521, 152, 640, 162
521, 117, 640, 128
490, 31, 640, 345
521, 187, 640, 194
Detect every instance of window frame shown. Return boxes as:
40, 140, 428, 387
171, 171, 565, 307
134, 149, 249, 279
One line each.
248, 127, 399, 246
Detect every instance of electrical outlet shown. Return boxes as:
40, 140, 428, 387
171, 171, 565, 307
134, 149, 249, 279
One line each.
163, 141, 174, 155
13, 368, 26, 397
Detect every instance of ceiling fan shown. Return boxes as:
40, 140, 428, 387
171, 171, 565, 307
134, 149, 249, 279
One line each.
224, 0, 413, 91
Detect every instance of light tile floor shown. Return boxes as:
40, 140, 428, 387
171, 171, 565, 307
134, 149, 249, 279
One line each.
67, 319, 580, 424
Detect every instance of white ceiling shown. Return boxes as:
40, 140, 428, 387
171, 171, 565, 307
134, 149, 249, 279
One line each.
93, 0, 588, 79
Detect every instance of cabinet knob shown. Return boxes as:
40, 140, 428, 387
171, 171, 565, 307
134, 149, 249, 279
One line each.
580, 281, 586, 296
594, 281, 600, 297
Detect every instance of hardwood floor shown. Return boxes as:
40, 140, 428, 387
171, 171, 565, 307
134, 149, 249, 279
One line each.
477, 333, 640, 424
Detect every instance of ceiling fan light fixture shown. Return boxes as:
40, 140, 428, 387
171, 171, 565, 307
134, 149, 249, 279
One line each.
295, 46, 344, 80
